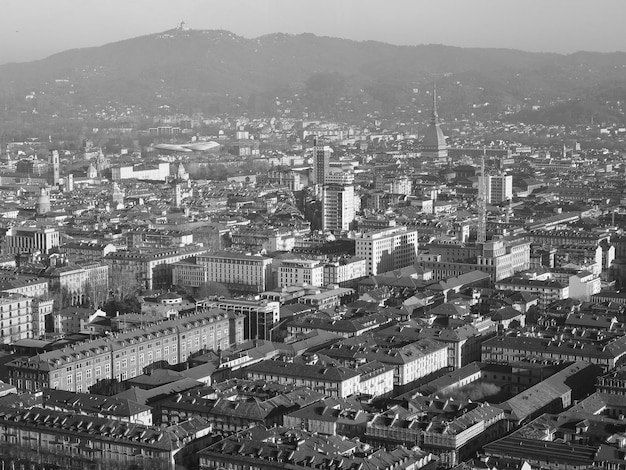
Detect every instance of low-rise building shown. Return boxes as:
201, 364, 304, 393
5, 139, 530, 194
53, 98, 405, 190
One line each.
245, 359, 361, 398
41, 388, 153, 425
0, 405, 210, 470
482, 335, 626, 371
199, 425, 435, 470
495, 277, 569, 309
7, 308, 244, 392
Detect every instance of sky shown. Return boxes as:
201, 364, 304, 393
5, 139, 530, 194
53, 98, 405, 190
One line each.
1, 0, 626, 65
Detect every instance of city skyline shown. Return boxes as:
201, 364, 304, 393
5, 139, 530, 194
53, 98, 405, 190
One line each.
2, 0, 626, 65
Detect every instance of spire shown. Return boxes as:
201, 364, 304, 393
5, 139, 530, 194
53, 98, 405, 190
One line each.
431, 82, 439, 125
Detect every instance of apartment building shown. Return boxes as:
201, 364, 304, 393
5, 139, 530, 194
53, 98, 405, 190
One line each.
199, 426, 434, 470
355, 226, 419, 275
260, 168, 304, 191
171, 261, 208, 287
0, 406, 210, 470
278, 258, 325, 288
126, 229, 193, 249
323, 257, 367, 286
321, 338, 448, 387
481, 335, 626, 371
245, 360, 360, 398
421, 237, 531, 282
59, 241, 117, 263
495, 277, 569, 309
41, 388, 153, 425
6, 308, 244, 392
0, 274, 49, 298
185, 251, 273, 293
0, 294, 33, 344
32, 298, 54, 338
43, 262, 109, 306
105, 246, 208, 290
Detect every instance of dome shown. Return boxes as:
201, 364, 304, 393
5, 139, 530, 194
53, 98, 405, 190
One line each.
422, 124, 448, 151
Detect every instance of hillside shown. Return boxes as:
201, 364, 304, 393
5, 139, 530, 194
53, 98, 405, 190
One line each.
1, 28, 626, 127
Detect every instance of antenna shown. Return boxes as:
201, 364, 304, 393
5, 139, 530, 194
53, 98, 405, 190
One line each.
477, 148, 487, 244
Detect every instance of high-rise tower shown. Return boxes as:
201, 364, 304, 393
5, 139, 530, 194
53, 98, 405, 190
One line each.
312, 139, 330, 186
322, 184, 355, 233
421, 83, 448, 161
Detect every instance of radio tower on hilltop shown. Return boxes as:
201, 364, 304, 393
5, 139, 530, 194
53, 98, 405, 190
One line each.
477, 149, 487, 244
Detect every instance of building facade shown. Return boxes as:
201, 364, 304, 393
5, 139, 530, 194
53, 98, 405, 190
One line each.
192, 251, 273, 293
278, 259, 325, 288
355, 226, 419, 276
322, 184, 355, 233
4, 226, 60, 255
6, 308, 244, 392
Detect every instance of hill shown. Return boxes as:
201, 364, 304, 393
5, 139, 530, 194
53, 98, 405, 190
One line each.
1, 29, 626, 128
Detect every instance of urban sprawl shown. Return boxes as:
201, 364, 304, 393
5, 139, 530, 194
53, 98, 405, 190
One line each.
1, 85, 626, 470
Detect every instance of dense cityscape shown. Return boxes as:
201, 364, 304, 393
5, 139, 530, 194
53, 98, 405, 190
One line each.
2, 12, 626, 470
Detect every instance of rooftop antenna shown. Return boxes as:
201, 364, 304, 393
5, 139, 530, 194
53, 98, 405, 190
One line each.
477, 148, 487, 244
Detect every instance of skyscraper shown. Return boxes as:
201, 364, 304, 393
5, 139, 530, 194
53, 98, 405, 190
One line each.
486, 174, 513, 204
421, 83, 448, 161
322, 183, 355, 233
312, 139, 331, 185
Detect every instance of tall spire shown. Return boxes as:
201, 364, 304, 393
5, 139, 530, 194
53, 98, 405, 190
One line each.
477, 148, 487, 244
431, 82, 439, 124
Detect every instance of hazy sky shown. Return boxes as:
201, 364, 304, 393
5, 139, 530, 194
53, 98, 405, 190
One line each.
2, 0, 626, 64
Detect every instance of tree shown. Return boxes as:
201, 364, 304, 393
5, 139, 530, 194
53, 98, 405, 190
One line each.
110, 269, 142, 299
195, 281, 230, 300
85, 280, 109, 309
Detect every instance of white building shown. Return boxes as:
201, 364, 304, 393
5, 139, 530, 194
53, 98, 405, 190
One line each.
192, 251, 273, 293
4, 226, 60, 255
325, 170, 354, 185
355, 226, 419, 275
322, 184, 356, 233
0, 295, 33, 344
279, 259, 324, 288
569, 270, 602, 301
111, 162, 170, 181
324, 257, 367, 286
486, 174, 513, 204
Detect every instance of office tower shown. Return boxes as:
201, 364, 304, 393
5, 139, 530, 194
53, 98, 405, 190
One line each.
312, 140, 331, 185
322, 184, 355, 233
355, 226, 419, 275
486, 174, 513, 204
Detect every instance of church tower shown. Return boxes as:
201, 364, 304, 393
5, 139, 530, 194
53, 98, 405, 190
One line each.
49, 150, 60, 187
420, 83, 449, 161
